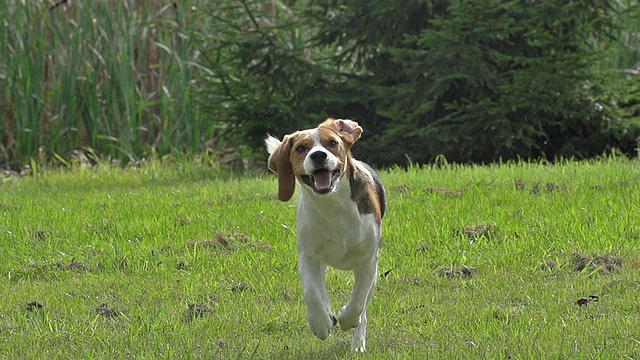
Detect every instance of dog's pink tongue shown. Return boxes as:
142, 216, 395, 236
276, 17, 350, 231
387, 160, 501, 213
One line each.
313, 169, 332, 189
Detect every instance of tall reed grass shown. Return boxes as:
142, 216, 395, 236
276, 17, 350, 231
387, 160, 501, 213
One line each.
0, 0, 212, 168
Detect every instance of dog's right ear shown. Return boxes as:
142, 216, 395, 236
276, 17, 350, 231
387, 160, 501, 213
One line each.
265, 134, 296, 202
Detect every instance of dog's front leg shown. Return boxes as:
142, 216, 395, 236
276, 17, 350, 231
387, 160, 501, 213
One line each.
338, 255, 378, 351
298, 255, 336, 340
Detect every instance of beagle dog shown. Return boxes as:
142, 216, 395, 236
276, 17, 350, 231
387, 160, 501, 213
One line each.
265, 118, 386, 352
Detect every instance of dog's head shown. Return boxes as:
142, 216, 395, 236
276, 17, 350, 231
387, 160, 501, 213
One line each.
265, 118, 362, 201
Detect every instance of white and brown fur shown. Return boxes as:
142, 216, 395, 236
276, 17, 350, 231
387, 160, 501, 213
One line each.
265, 118, 386, 352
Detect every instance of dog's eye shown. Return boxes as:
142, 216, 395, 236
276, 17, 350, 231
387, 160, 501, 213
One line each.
295, 145, 308, 153
327, 140, 338, 147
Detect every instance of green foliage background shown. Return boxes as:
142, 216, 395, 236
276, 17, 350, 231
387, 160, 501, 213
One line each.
1, 0, 640, 168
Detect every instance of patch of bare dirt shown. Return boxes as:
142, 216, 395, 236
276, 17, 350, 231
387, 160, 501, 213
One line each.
151, 244, 175, 257
26, 301, 44, 311
30, 230, 48, 242
462, 224, 496, 243
575, 295, 599, 307
437, 265, 478, 279
515, 179, 566, 194
404, 277, 427, 286
9, 261, 53, 282
397, 304, 427, 314
95, 303, 126, 318
571, 252, 622, 273
539, 260, 558, 271
187, 232, 270, 253
56, 258, 91, 273
533, 181, 564, 194
0, 201, 18, 210
416, 241, 430, 253
389, 184, 411, 195
183, 303, 213, 323
187, 233, 234, 251
425, 186, 464, 197
174, 215, 193, 227
230, 281, 250, 292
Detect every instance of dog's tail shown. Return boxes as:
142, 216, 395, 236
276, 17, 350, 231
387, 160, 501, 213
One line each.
265, 135, 281, 155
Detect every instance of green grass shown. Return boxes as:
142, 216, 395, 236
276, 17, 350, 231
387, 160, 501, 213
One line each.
1, 159, 640, 359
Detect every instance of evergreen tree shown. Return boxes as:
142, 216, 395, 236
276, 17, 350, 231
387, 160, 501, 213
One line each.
311, 0, 639, 164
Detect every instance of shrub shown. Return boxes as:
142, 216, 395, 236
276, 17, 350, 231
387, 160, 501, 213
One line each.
193, 0, 336, 154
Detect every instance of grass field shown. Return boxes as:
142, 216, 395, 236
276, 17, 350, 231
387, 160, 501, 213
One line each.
1, 159, 640, 359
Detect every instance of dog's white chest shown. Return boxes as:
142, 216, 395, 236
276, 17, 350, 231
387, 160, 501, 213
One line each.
296, 190, 380, 270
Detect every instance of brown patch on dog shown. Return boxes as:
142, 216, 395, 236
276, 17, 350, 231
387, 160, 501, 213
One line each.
571, 252, 622, 273
425, 187, 464, 197
437, 265, 478, 279
318, 118, 362, 147
268, 132, 301, 202
349, 169, 383, 224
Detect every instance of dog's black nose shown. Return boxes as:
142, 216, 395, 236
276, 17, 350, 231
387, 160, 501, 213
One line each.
309, 151, 328, 163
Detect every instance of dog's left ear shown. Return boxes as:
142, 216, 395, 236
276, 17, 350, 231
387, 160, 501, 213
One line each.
333, 119, 363, 146
267, 134, 297, 202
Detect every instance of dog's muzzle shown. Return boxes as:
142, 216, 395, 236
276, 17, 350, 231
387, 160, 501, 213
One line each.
302, 151, 340, 194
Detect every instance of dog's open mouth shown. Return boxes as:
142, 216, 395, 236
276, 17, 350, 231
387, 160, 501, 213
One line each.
301, 169, 340, 194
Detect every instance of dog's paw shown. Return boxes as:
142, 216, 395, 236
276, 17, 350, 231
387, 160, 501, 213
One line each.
307, 309, 336, 340
338, 305, 361, 331
351, 337, 366, 352
351, 318, 367, 352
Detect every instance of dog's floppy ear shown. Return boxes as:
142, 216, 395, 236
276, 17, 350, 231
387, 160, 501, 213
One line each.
266, 134, 296, 202
334, 119, 363, 146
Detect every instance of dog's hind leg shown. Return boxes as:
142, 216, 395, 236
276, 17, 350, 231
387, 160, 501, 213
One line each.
299, 256, 336, 340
